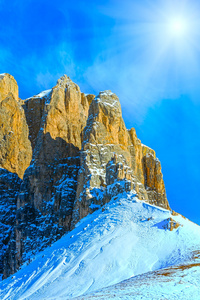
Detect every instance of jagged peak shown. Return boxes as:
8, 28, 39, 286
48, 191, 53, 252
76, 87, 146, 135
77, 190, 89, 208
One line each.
0, 73, 6, 78
55, 74, 80, 93
96, 90, 119, 103
0, 73, 18, 86
0, 73, 14, 79
92, 90, 122, 116
0, 72, 19, 102
99, 90, 115, 96
25, 74, 80, 101
56, 74, 71, 85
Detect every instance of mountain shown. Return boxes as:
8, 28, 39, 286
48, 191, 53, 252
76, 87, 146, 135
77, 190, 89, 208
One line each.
0, 73, 169, 279
0, 193, 199, 299
0, 72, 199, 299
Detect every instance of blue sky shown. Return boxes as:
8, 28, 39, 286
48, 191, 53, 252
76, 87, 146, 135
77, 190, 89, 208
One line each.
1, 0, 200, 224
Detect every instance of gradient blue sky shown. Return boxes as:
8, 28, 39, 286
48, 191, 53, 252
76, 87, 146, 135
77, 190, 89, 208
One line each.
1, 0, 200, 224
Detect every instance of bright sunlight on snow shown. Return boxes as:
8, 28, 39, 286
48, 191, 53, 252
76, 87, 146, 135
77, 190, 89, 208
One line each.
1, 192, 200, 299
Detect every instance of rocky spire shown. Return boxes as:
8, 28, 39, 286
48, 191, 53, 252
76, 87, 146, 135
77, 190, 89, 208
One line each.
0, 73, 32, 179
0, 74, 170, 279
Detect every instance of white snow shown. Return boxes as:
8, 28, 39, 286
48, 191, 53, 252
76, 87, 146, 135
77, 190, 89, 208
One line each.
0, 192, 200, 299
100, 91, 114, 96
96, 97, 118, 108
25, 89, 52, 101
79, 253, 200, 299
101, 100, 118, 108
36, 89, 52, 98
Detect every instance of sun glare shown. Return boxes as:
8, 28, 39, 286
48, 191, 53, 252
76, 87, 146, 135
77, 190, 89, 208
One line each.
168, 18, 188, 37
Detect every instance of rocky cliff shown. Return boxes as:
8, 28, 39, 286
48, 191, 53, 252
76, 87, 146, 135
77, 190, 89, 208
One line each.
0, 74, 32, 179
0, 73, 170, 279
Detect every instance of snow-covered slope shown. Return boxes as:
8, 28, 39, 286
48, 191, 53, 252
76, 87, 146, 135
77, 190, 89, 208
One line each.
77, 251, 200, 299
1, 192, 200, 299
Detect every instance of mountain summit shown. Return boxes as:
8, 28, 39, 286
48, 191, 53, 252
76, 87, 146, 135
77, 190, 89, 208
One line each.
0, 73, 176, 282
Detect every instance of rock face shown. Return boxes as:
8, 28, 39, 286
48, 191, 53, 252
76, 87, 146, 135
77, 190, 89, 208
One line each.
154, 217, 181, 231
0, 74, 32, 179
71, 91, 169, 226
0, 74, 170, 279
13, 76, 92, 273
0, 169, 21, 279
0, 73, 18, 101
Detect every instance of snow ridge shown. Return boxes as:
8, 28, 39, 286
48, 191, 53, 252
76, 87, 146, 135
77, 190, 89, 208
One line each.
0, 192, 200, 299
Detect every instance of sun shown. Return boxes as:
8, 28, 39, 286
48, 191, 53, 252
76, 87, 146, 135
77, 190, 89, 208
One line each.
168, 18, 188, 37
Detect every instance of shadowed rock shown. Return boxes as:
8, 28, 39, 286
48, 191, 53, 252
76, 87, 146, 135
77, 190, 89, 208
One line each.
0, 169, 21, 279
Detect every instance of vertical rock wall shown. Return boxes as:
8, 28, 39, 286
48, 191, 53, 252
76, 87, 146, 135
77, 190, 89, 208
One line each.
14, 76, 92, 272
0, 74, 170, 279
0, 169, 21, 279
71, 91, 169, 226
0, 74, 32, 179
